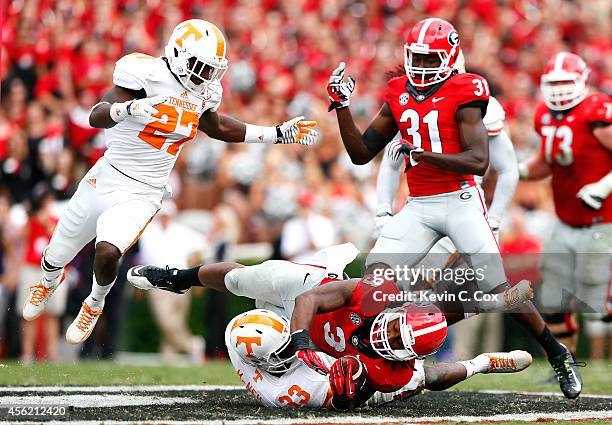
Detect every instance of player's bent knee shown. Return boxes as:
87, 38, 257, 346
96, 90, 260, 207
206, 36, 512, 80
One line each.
94, 242, 121, 270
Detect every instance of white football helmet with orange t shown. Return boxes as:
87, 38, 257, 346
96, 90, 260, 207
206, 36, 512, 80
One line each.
165, 19, 228, 96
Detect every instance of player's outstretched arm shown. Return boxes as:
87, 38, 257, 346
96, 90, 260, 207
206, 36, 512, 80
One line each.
198, 110, 318, 146
411, 107, 489, 175
576, 124, 612, 210
89, 85, 167, 129
327, 63, 398, 164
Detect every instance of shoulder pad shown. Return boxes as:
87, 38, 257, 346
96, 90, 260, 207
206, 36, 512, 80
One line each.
483, 96, 506, 135
113, 53, 160, 91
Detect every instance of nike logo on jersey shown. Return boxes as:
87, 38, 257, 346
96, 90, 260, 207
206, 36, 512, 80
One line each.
303, 273, 310, 285
432, 97, 445, 103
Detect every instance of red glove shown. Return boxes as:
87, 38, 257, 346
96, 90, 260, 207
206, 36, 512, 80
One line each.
296, 349, 330, 376
330, 355, 366, 399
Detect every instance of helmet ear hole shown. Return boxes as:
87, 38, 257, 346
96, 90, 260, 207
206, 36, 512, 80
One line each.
173, 47, 178, 57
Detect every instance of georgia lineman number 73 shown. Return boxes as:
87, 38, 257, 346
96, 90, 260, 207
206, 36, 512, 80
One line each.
138, 104, 198, 156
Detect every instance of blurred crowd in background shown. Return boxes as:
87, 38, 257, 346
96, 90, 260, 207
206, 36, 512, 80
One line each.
1, 0, 611, 363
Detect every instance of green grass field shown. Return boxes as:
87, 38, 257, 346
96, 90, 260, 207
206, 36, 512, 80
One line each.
1, 359, 610, 393
1, 360, 610, 424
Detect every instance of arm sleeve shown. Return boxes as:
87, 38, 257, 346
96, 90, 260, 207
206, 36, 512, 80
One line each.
487, 129, 519, 223
376, 133, 403, 212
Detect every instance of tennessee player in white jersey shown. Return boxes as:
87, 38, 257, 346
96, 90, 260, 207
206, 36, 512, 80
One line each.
22, 19, 318, 344
225, 309, 429, 409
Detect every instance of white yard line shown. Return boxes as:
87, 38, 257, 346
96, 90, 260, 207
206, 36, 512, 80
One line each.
480, 389, 612, 399
0, 394, 197, 408
2, 410, 611, 425
0, 385, 243, 392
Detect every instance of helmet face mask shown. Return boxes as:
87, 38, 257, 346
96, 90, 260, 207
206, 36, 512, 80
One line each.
370, 310, 417, 361
370, 303, 448, 361
165, 19, 229, 96
540, 74, 587, 111
540, 52, 589, 111
404, 18, 460, 88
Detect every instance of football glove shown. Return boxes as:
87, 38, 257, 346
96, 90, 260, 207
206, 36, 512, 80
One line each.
577, 176, 612, 210
387, 138, 423, 170
275, 116, 319, 146
290, 330, 329, 375
327, 62, 355, 112
329, 355, 366, 400
110, 95, 167, 123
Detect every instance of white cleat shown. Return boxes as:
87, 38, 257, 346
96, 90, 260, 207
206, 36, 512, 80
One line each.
23, 272, 66, 321
480, 350, 533, 373
66, 301, 104, 344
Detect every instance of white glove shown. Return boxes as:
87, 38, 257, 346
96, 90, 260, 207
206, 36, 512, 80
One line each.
275, 116, 319, 146
373, 207, 393, 238
110, 95, 168, 123
387, 138, 423, 169
327, 62, 355, 111
577, 176, 612, 210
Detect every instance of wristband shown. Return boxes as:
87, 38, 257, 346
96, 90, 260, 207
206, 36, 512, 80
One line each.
245, 123, 277, 144
290, 329, 311, 351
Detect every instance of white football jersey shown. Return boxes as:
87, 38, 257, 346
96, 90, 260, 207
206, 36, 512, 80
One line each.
483, 96, 505, 136
226, 336, 334, 408
104, 53, 222, 187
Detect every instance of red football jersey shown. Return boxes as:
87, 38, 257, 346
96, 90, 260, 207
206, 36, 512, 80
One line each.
534, 93, 612, 227
310, 277, 416, 392
385, 73, 490, 196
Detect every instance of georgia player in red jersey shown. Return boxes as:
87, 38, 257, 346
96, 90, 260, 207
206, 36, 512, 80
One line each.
519, 52, 612, 362
327, 17, 581, 398
289, 274, 532, 410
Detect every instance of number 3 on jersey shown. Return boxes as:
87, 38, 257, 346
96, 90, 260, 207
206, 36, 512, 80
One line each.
138, 104, 198, 156
400, 109, 441, 153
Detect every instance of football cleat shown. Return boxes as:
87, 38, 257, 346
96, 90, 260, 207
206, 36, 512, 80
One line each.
549, 344, 584, 399
23, 271, 66, 321
66, 301, 104, 344
127, 265, 188, 294
480, 350, 533, 373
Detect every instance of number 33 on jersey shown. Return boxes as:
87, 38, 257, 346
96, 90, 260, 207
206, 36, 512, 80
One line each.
104, 53, 223, 188
385, 72, 490, 196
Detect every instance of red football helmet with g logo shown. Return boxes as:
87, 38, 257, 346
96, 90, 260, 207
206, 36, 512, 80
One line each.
540, 52, 590, 111
404, 18, 461, 88
370, 302, 448, 361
